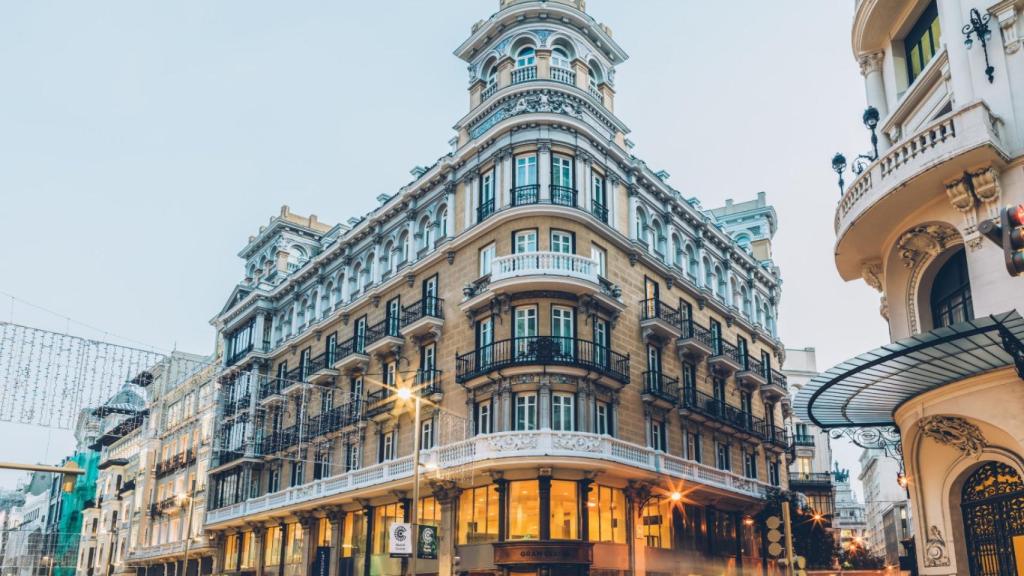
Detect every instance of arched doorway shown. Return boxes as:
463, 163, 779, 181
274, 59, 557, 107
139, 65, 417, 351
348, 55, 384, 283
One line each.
962, 461, 1024, 575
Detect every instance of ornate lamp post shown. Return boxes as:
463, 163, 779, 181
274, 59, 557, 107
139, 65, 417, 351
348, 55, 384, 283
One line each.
963, 8, 995, 83
832, 153, 847, 194
862, 106, 880, 160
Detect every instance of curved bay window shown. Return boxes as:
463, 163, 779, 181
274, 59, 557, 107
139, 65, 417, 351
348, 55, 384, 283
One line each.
930, 248, 973, 329
550, 480, 579, 540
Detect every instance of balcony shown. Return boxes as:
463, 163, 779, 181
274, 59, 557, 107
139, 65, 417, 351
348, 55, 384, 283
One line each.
677, 320, 713, 360
591, 200, 608, 223
365, 388, 394, 420
678, 387, 766, 442
511, 65, 537, 84
511, 184, 539, 206
306, 350, 339, 385
363, 317, 403, 357
789, 472, 833, 490
259, 425, 302, 456
641, 371, 679, 409
766, 426, 791, 452
304, 399, 364, 439
834, 101, 1010, 279
456, 336, 630, 388
793, 433, 816, 447
707, 339, 744, 376
480, 82, 498, 102
259, 378, 285, 407
760, 369, 788, 402
477, 198, 496, 222
639, 299, 682, 342
550, 185, 577, 207
333, 336, 369, 373
735, 355, 768, 390
206, 430, 771, 526
550, 66, 576, 86
400, 297, 444, 341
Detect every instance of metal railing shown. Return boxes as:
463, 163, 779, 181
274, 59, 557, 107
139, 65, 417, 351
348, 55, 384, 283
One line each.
511, 184, 540, 206
793, 434, 816, 446
259, 378, 284, 400
365, 316, 401, 346
680, 387, 767, 439
401, 296, 444, 326
550, 185, 577, 207
681, 319, 714, 349
477, 198, 495, 222
511, 65, 537, 84
642, 371, 679, 403
456, 336, 630, 384
640, 299, 681, 327
789, 472, 832, 485
591, 200, 608, 223
304, 400, 364, 439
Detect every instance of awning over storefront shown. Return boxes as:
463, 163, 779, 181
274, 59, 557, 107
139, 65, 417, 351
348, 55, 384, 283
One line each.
796, 311, 1024, 428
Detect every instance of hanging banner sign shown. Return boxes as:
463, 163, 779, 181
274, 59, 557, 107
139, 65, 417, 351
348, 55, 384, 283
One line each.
417, 525, 438, 560
389, 522, 413, 558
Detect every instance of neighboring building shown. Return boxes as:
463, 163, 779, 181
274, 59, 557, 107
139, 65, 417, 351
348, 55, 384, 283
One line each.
43, 438, 100, 576
205, 1, 791, 575
783, 348, 835, 520
832, 465, 867, 553
78, 381, 149, 576
127, 358, 218, 576
1, 474, 51, 576
858, 448, 912, 561
796, 0, 1024, 573
705, 191, 778, 263
882, 499, 913, 569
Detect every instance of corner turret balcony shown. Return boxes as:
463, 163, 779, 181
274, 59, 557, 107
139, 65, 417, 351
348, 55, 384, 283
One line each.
639, 299, 682, 342
511, 65, 537, 84
400, 297, 444, 340
759, 369, 788, 402
550, 66, 576, 86
834, 101, 1010, 279
707, 339, 744, 376
641, 371, 679, 409
734, 356, 768, 390
461, 251, 621, 312
363, 318, 403, 357
333, 336, 369, 373
456, 336, 630, 389
677, 320, 713, 360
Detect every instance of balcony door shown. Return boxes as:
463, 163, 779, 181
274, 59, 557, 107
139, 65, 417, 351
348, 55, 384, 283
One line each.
514, 155, 538, 205
354, 316, 367, 353
476, 317, 493, 369
514, 307, 538, 359
551, 155, 574, 206
386, 297, 401, 336
646, 345, 662, 391
593, 319, 609, 368
551, 306, 574, 359
709, 318, 722, 355
644, 277, 660, 319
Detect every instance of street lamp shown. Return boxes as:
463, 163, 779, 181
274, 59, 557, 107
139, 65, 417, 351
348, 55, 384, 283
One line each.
962, 8, 995, 83
832, 153, 847, 194
396, 384, 423, 576
862, 106, 880, 160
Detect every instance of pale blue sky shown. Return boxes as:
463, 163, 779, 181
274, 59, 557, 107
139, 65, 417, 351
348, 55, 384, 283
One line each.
0, 1, 886, 496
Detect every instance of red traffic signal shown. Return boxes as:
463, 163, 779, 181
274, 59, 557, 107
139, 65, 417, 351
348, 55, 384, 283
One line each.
979, 204, 1024, 276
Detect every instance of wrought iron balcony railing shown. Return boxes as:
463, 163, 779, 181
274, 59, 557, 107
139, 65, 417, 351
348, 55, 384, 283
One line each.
401, 296, 444, 326
456, 336, 630, 385
642, 371, 679, 403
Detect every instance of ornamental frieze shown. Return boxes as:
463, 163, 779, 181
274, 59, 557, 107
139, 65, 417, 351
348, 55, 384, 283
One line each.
918, 415, 987, 457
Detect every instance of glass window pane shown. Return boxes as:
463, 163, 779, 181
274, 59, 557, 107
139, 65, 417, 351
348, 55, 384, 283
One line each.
550, 480, 578, 540
508, 480, 540, 540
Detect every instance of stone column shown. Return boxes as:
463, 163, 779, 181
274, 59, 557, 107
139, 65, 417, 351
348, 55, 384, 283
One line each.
495, 478, 509, 542
497, 57, 514, 88
576, 384, 590, 433
300, 516, 316, 576
538, 475, 552, 540
445, 184, 456, 237
695, 236, 707, 288
578, 478, 594, 541
575, 151, 590, 210
431, 482, 461, 576
536, 48, 551, 80
572, 59, 589, 91
858, 51, 891, 150
328, 509, 345, 576
499, 384, 512, 432
937, 0, 974, 107
406, 216, 418, 264
539, 380, 551, 430
252, 525, 267, 576
538, 143, 551, 201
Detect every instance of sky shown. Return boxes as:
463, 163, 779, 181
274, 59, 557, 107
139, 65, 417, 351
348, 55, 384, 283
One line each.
0, 0, 888, 499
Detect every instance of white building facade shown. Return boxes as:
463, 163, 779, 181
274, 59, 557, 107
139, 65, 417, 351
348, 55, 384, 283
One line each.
797, 0, 1024, 574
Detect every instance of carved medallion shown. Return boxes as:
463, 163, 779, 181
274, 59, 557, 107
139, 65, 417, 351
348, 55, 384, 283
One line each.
918, 415, 986, 457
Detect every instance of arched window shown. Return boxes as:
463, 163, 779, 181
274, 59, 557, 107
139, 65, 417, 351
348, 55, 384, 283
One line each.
362, 254, 374, 289
635, 209, 648, 244
297, 299, 307, 327
398, 231, 410, 264
731, 278, 741, 309
246, 264, 256, 280
653, 221, 666, 258
735, 234, 752, 250
438, 207, 449, 238
419, 216, 434, 252
672, 234, 683, 268
350, 264, 362, 295
742, 286, 752, 318
715, 266, 727, 300
306, 293, 316, 321
930, 248, 973, 328
552, 46, 571, 69
331, 280, 341, 307
382, 242, 394, 275
516, 47, 536, 68
588, 61, 603, 92
323, 283, 334, 312
484, 61, 498, 87
703, 257, 713, 288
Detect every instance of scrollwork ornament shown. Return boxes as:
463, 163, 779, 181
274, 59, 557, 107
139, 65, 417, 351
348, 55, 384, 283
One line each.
829, 426, 903, 461
918, 415, 986, 457
924, 525, 951, 567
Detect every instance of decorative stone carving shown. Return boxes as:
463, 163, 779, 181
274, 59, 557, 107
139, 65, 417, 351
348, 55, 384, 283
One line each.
924, 525, 951, 567
972, 166, 1002, 208
996, 6, 1020, 54
896, 224, 958, 268
879, 295, 889, 321
552, 433, 601, 452
488, 434, 538, 452
860, 261, 884, 293
918, 415, 986, 456
857, 51, 884, 76
944, 178, 976, 213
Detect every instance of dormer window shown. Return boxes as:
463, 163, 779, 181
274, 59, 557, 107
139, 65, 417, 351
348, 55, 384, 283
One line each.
516, 47, 535, 68
904, 1, 941, 85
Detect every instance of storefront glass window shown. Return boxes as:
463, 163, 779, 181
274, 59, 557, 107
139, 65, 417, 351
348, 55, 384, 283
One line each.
587, 485, 626, 543
458, 485, 499, 544
373, 503, 406, 555
642, 498, 673, 549
508, 480, 540, 540
549, 480, 578, 540
264, 525, 282, 566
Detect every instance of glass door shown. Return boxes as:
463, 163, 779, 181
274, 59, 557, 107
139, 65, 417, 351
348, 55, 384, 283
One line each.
514, 307, 537, 359
551, 306, 574, 359
476, 317, 493, 369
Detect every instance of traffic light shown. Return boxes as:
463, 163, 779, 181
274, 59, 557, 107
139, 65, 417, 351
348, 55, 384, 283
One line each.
60, 461, 80, 493
979, 204, 1024, 276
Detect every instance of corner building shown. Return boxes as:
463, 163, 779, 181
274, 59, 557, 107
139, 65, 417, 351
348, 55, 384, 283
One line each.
798, 0, 1024, 574
205, 1, 791, 575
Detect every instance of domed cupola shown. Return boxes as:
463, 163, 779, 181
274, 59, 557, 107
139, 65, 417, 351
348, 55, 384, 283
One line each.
454, 0, 629, 147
